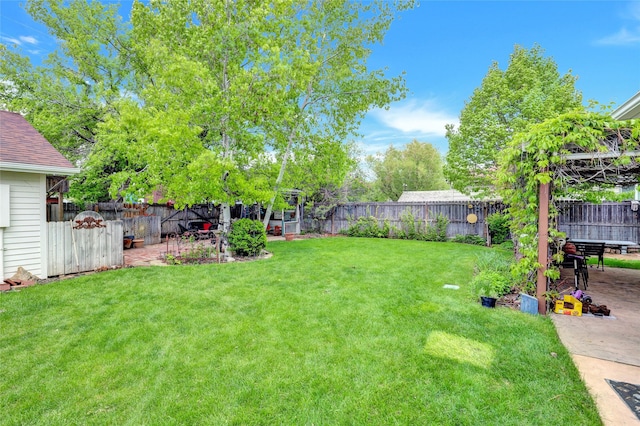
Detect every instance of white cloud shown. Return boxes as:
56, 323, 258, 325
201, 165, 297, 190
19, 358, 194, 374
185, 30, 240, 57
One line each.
1, 36, 22, 45
1, 35, 39, 46
369, 99, 458, 137
19, 36, 38, 45
595, 27, 640, 45
630, 1, 640, 20
595, 3, 640, 46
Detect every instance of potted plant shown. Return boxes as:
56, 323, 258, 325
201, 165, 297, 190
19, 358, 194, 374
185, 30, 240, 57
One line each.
471, 270, 511, 308
123, 234, 135, 249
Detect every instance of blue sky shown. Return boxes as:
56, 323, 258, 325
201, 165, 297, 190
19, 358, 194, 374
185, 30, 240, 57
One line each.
2, 0, 640, 157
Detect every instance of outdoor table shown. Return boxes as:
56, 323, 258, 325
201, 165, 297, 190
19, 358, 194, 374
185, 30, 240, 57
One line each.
569, 238, 639, 255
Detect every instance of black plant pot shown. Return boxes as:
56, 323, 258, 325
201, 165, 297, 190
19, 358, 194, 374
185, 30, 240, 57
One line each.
480, 296, 497, 308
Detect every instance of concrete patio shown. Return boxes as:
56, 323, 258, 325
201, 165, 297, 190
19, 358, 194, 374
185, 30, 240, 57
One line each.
553, 263, 640, 425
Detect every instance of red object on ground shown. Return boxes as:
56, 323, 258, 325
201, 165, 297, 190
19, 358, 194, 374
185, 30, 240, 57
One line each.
274, 226, 281, 236
203, 223, 211, 230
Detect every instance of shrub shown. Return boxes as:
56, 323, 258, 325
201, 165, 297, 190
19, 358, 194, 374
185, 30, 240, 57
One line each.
470, 270, 513, 298
486, 212, 510, 245
452, 234, 486, 246
345, 212, 448, 241
346, 216, 389, 238
469, 251, 515, 299
398, 210, 421, 239
423, 214, 449, 242
227, 219, 267, 257
498, 240, 514, 251
396, 210, 449, 242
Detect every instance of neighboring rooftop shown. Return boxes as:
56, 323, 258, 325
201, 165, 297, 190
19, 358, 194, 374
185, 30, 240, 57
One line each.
398, 189, 498, 202
0, 111, 78, 175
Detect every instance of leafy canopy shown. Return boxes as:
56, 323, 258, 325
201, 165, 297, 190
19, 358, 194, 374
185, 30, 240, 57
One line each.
445, 44, 583, 195
367, 140, 448, 201
1, 0, 413, 211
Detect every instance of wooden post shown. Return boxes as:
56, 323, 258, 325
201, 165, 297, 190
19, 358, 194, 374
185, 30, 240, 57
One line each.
58, 192, 64, 221
537, 181, 550, 314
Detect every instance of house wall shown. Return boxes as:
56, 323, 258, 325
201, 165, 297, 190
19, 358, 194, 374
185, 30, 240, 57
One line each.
0, 171, 47, 280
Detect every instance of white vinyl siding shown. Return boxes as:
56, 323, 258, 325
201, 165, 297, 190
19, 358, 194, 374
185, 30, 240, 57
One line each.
0, 171, 46, 279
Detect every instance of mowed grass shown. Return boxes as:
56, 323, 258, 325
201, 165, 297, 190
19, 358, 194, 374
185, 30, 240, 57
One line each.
589, 256, 640, 270
0, 238, 601, 425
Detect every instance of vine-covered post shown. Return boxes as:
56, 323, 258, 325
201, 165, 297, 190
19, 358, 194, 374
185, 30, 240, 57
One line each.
498, 112, 639, 311
536, 179, 550, 314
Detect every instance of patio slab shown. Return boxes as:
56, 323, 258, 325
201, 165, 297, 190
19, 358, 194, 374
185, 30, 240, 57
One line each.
123, 235, 291, 267
123, 242, 169, 267
553, 264, 640, 425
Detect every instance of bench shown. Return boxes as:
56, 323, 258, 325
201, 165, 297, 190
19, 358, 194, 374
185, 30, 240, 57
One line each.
572, 241, 605, 271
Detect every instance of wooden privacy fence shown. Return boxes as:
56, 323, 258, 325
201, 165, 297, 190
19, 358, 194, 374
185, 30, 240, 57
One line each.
122, 216, 161, 245
304, 201, 505, 238
556, 200, 640, 243
48, 202, 218, 237
47, 219, 124, 276
303, 200, 640, 244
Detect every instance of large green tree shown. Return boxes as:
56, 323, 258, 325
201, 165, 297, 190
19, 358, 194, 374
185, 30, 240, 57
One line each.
444, 44, 583, 195
367, 140, 448, 201
0, 0, 131, 164
1, 0, 411, 230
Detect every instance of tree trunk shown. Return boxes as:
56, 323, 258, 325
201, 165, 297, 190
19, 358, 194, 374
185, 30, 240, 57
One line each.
262, 126, 297, 230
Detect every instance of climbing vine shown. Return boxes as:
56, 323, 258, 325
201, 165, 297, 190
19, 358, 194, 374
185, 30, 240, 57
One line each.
497, 111, 640, 291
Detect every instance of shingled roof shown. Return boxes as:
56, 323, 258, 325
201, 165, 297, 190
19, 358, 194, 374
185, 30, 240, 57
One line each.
397, 190, 499, 202
0, 111, 77, 175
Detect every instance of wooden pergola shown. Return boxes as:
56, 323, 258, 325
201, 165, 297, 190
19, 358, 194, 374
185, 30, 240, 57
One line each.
535, 128, 640, 313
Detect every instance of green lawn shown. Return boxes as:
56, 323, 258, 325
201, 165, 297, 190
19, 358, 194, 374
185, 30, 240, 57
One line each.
589, 256, 640, 270
0, 238, 601, 425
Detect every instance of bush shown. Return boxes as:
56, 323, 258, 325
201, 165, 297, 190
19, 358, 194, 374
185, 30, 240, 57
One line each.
486, 212, 510, 245
346, 216, 389, 238
470, 270, 513, 298
397, 210, 421, 240
451, 234, 486, 246
227, 219, 267, 257
498, 240, 514, 251
396, 210, 449, 242
469, 251, 515, 299
344, 212, 448, 241
423, 214, 449, 242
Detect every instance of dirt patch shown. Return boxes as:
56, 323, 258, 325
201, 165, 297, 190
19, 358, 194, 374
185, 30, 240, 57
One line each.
229, 251, 273, 262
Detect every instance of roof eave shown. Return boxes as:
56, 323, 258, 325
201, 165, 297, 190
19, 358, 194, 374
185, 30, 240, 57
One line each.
0, 161, 79, 176
612, 91, 640, 120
